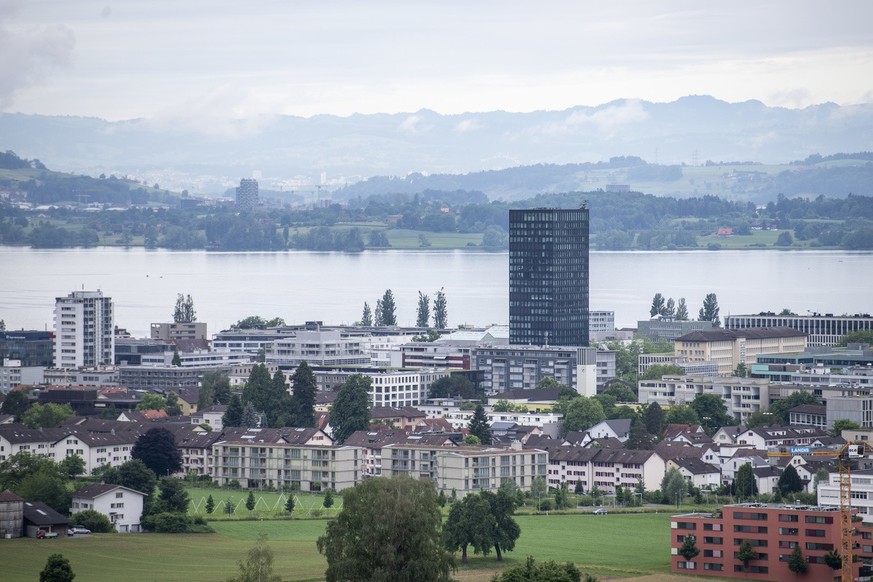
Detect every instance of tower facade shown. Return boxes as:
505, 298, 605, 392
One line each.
509, 207, 589, 347
54, 290, 115, 368
235, 179, 259, 211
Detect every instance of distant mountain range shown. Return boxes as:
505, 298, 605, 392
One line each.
2, 95, 872, 197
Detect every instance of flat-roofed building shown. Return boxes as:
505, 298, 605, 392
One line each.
726, 312, 873, 347
638, 375, 771, 422
675, 328, 807, 375
150, 322, 208, 342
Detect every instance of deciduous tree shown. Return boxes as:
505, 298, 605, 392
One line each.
675, 297, 689, 320
21, 402, 74, 428
787, 544, 808, 575
225, 534, 281, 582
649, 293, 666, 317
661, 468, 687, 506
317, 477, 454, 582
380, 289, 397, 326
491, 556, 582, 582
360, 302, 372, 326
131, 427, 183, 477
173, 293, 196, 323
698, 293, 721, 326
560, 397, 605, 436
735, 462, 758, 499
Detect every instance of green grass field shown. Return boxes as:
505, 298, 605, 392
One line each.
0, 512, 679, 582
185, 486, 343, 519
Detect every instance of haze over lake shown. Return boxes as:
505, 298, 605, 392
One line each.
1, 247, 870, 338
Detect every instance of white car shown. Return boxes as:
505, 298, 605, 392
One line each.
68, 526, 91, 535
593, 507, 608, 515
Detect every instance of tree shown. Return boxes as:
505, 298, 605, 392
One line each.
664, 405, 699, 426
285, 494, 295, 514
152, 477, 190, 514
361, 302, 373, 326
223, 394, 244, 428
380, 289, 397, 326
837, 329, 873, 347
428, 375, 475, 399
735, 539, 756, 568
698, 293, 721, 326
206, 494, 215, 514
768, 392, 820, 424
40, 554, 75, 582
649, 293, 666, 317
624, 417, 653, 450
17, 468, 70, 514
225, 534, 281, 582
0, 389, 31, 419
554, 483, 571, 509
530, 476, 548, 509
241, 403, 261, 428
374, 300, 383, 326
242, 363, 273, 415
199, 370, 232, 409
136, 393, 167, 411
330, 374, 371, 444
664, 297, 675, 318
776, 231, 795, 247
291, 362, 317, 427
246, 491, 256, 511
735, 463, 758, 499
173, 293, 196, 323
642, 401, 665, 436
171, 349, 182, 367
479, 490, 520, 561
832, 418, 862, 437
59, 454, 86, 478
660, 468, 687, 506
560, 397, 605, 436
224, 498, 235, 514
444, 493, 496, 563
640, 364, 684, 381
416, 291, 431, 327
492, 399, 526, 413
468, 404, 492, 445
21, 402, 74, 428
113, 459, 157, 499
678, 534, 700, 561
69, 509, 113, 533
433, 287, 448, 329
675, 297, 689, 320
131, 427, 183, 477
323, 488, 335, 508
787, 543, 808, 575
778, 464, 804, 496
317, 476, 454, 582
491, 556, 582, 582
823, 550, 842, 570
689, 393, 735, 434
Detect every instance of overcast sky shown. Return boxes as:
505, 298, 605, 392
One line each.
3, 0, 872, 126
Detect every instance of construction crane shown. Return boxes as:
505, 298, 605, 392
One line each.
838, 441, 866, 582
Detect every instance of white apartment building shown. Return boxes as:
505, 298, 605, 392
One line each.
417, 403, 563, 432
638, 375, 771, 421
266, 329, 371, 367
818, 469, 873, 522
314, 368, 449, 408
546, 447, 665, 495
0, 360, 44, 393
54, 290, 114, 368
674, 328, 807, 375
43, 367, 119, 387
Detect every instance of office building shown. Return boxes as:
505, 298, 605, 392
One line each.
509, 207, 589, 347
54, 290, 114, 368
0, 331, 54, 367
726, 312, 873, 347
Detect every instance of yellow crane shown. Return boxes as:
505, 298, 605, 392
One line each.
838, 442, 865, 582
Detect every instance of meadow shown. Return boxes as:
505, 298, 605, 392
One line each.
0, 513, 695, 582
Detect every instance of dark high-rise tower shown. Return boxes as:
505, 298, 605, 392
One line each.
509, 207, 589, 347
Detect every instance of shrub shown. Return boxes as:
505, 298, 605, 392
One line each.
539, 499, 553, 511
71, 509, 114, 533
142, 512, 214, 533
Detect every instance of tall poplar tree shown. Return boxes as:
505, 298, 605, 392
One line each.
416, 291, 430, 327
361, 302, 372, 326
433, 287, 448, 329
380, 289, 397, 326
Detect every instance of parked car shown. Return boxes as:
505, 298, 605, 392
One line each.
593, 507, 608, 515
68, 526, 91, 535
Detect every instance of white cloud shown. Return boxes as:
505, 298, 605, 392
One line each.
0, 0, 75, 109
454, 118, 481, 133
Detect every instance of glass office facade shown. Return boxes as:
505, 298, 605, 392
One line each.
508, 207, 589, 347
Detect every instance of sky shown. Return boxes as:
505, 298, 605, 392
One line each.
2, 0, 873, 127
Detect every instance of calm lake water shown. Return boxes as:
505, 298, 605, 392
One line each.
1, 246, 871, 338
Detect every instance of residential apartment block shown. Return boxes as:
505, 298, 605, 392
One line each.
211, 427, 360, 491
638, 375, 771, 422
312, 367, 448, 408
54, 290, 114, 368
472, 345, 599, 396
150, 322, 208, 342
670, 503, 862, 580
545, 446, 665, 494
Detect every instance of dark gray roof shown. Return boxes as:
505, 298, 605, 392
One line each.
369, 406, 426, 419
676, 327, 806, 342
71, 484, 146, 499
23, 502, 68, 526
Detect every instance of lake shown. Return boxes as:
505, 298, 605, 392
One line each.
1, 247, 871, 337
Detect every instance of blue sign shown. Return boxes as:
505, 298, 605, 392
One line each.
790, 447, 811, 454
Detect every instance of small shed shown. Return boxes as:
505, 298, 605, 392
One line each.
22, 501, 68, 538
